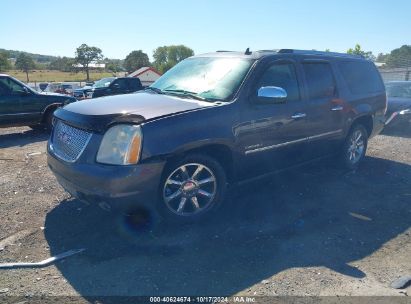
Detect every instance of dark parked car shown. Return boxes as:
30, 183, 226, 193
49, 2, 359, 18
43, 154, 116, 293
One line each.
384, 81, 411, 127
0, 74, 76, 129
73, 77, 115, 100
47, 49, 386, 222
78, 77, 143, 99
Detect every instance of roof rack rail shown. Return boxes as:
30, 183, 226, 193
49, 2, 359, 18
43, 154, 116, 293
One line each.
216, 50, 232, 52
256, 49, 279, 53
278, 49, 363, 58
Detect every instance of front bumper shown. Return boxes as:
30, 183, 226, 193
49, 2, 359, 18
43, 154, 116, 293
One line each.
47, 146, 166, 213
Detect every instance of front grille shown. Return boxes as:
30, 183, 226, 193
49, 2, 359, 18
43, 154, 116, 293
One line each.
51, 120, 92, 162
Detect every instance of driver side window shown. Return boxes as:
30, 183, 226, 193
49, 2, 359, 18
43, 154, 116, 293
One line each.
0, 77, 25, 96
256, 63, 301, 102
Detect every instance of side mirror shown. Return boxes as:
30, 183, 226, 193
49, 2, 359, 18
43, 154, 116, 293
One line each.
257, 86, 287, 104
111, 83, 120, 90
19, 86, 31, 95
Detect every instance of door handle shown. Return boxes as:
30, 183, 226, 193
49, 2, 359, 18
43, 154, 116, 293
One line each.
291, 113, 307, 119
331, 106, 343, 111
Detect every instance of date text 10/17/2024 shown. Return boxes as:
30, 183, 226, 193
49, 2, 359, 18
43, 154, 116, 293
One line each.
149, 296, 256, 303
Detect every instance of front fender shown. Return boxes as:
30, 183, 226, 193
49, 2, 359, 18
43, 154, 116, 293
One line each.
139, 104, 238, 162
170, 138, 235, 156
42, 103, 64, 115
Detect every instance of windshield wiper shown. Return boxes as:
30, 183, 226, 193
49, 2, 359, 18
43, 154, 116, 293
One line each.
163, 89, 210, 101
145, 87, 164, 94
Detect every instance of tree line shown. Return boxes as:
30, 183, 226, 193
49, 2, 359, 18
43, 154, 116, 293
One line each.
1, 44, 411, 82
339, 44, 411, 68
0, 44, 194, 82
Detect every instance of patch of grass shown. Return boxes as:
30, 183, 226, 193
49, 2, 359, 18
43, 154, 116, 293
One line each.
6, 70, 115, 83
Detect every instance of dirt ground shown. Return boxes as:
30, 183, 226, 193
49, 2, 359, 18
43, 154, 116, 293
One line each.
0, 124, 410, 301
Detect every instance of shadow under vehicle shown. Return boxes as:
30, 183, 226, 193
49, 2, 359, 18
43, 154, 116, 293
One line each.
44, 155, 411, 297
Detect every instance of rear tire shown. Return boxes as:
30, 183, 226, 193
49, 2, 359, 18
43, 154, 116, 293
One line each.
156, 154, 227, 223
340, 124, 368, 170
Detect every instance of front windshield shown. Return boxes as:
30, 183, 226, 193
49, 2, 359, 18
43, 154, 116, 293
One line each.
93, 77, 116, 88
151, 57, 254, 101
386, 82, 411, 98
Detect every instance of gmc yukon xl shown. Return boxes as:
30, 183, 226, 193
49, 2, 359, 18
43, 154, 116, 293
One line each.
47, 49, 386, 222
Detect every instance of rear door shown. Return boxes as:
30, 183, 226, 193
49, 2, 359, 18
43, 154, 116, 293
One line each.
301, 61, 345, 158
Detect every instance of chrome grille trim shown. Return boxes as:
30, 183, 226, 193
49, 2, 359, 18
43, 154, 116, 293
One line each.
50, 120, 92, 163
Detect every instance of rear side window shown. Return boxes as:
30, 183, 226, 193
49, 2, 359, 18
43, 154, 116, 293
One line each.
338, 61, 384, 95
128, 78, 142, 91
303, 62, 337, 99
0, 78, 9, 95
112, 79, 128, 89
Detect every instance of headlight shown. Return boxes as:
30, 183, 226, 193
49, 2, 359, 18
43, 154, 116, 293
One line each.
96, 125, 142, 165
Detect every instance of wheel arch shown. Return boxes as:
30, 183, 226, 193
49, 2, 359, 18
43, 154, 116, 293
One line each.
350, 114, 373, 138
41, 103, 62, 123
162, 142, 235, 183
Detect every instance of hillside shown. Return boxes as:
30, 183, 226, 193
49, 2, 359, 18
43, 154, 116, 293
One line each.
0, 48, 60, 63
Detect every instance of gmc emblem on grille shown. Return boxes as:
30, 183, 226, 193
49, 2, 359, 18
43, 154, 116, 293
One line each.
57, 131, 72, 145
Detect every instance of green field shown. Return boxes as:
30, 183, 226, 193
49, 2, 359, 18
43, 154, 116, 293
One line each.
6, 70, 115, 83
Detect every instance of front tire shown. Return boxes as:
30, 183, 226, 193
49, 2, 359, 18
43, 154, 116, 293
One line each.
340, 124, 368, 170
29, 124, 46, 131
44, 109, 56, 130
157, 154, 227, 223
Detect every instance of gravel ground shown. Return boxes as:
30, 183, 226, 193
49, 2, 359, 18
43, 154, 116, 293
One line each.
0, 125, 410, 301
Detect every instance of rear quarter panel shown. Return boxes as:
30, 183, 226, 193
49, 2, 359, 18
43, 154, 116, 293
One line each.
333, 60, 386, 138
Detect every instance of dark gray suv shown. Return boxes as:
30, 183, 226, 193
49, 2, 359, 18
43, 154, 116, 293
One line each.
47, 49, 387, 222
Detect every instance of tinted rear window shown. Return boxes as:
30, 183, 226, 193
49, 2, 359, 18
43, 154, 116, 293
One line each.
303, 63, 337, 99
128, 78, 142, 91
338, 61, 384, 95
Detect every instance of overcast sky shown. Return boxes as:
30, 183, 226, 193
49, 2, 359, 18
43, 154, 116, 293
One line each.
1, 0, 410, 59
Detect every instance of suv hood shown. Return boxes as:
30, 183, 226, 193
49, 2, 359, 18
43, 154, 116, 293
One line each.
63, 91, 214, 119
55, 92, 216, 132
39, 92, 67, 97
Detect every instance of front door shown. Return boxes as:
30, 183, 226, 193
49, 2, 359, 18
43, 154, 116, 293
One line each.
236, 60, 310, 179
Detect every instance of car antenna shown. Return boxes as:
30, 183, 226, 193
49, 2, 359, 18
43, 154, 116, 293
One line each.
245, 47, 252, 55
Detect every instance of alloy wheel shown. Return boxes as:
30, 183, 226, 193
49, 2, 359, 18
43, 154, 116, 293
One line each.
347, 129, 365, 164
163, 163, 217, 216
